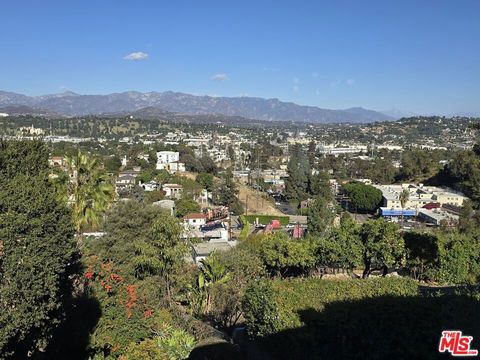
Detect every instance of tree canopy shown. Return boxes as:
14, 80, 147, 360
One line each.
343, 182, 383, 212
0, 140, 77, 357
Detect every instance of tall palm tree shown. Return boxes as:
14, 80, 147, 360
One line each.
64, 151, 115, 233
399, 188, 410, 223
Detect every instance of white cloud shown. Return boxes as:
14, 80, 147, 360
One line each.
124, 51, 149, 61
212, 73, 229, 81
292, 77, 300, 92
347, 78, 355, 86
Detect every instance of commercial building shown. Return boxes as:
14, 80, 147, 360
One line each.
417, 208, 459, 227
317, 145, 368, 156
373, 183, 468, 210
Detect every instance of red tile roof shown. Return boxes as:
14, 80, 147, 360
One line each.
184, 213, 207, 220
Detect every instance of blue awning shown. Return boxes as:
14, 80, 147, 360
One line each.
380, 207, 417, 216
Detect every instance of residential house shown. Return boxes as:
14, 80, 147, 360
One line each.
48, 156, 65, 169
116, 169, 140, 191
162, 183, 182, 199
142, 181, 160, 192
156, 151, 185, 174
184, 213, 207, 230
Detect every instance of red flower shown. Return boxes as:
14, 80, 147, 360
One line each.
125, 285, 137, 318
84, 271, 94, 279
144, 309, 153, 318
110, 273, 123, 282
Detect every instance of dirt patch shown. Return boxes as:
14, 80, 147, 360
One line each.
180, 171, 283, 215
238, 184, 284, 216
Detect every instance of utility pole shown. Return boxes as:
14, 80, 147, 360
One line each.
228, 206, 232, 241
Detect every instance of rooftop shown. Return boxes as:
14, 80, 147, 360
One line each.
163, 183, 182, 188
192, 242, 231, 256
184, 213, 207, 220
373, 184, 467, 201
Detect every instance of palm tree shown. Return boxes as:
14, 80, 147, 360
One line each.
198, 255, 231, 313
399, 188, 410, 223
64, 150, 115, 233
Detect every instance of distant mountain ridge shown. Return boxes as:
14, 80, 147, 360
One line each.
0, 105, 59, 117
0, 90, 394, 123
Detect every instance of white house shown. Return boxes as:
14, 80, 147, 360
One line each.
142, 181, 160, 192
162, 183, 183, 199
157, 162, 186, 173
184, 213, 207, 230
157, 151, 180, 165
156, 151, 185, 173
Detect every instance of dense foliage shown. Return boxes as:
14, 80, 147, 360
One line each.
343, 182, 383, 212
0, 141, 77, 358
242, 277, 480, 360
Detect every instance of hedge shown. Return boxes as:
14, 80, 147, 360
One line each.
242, 277, 480, 359
243, 215, 290, 226
271, 277, 419, 330
238, 215, 250, 241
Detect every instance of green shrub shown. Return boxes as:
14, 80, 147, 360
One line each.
243, 277, 418, 336
242, 280, 280, 337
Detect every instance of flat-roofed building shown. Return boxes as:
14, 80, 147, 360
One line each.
373, 183, 468, 210
417, 208, 459, 227
156, 151, 180, 164
156, 151, 185, 173
191, 242, 232, 264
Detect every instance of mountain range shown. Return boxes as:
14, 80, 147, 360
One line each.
0, 90, 394, 123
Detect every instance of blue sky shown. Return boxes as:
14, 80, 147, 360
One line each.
1, 0, 479, 114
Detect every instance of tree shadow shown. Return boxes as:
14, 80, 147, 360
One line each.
189, 293, 480, 360
39, 293, 101, 360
